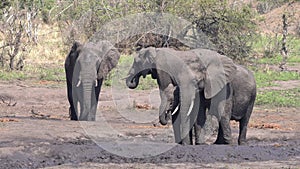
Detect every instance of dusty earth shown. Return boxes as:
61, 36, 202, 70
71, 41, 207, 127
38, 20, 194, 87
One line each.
0, 79, 299, 169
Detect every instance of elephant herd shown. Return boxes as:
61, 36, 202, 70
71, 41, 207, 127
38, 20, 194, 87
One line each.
64, 41, 256, 145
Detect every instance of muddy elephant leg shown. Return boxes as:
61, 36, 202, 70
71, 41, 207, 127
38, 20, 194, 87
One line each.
214, 102, 232, 145
67, 80, 78, 120
238, 98, 255, 145
68, 94, 78, 120
238, 117, 248, 145
71, 89, 79, 121
213, 84, 233, 144
194, 116, 206, 144
189, 109, 197, 145
215, 115, 232, 144
194, 123, 201, 145
172, 110, 182, 144
216, 99, 232, 145
195, 93, 207, 145
69, 106, 77, 120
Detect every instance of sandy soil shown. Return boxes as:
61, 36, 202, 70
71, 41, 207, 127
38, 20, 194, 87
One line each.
0, 80, 299, 169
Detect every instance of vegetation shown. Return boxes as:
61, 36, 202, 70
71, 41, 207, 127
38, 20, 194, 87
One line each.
255, 70, 300, 88
253, 35, 300, 64
0, 0, 257, 71
256, 88, 300, 107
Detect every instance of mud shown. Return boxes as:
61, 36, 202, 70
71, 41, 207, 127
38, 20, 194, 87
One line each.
0, 80, 300, 168
1, 136, 300, 169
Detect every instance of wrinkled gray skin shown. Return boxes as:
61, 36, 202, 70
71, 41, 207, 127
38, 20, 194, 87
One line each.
162, 65, 256, 145
126, 47, 256, 145
159, 83, 182, 143
65, 41, 120, 121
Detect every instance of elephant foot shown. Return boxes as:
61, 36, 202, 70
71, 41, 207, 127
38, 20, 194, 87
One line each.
214, 141, 231, 145
70, 115, 78, 120
179, 139, 193, 145
238, 140, 247, 145
69, 108, 78, 121
214, 138, 232, 145
195, 142, 208, 145
88, 118, 96, 121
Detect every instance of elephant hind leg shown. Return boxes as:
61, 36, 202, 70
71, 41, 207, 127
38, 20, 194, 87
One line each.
238, 117, 248, 145
238, 98, 255, 145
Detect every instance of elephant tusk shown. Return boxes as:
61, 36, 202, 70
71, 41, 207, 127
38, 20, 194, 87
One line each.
187, 100, 194, 116
121, 75, 130, 80
76, 80, 81, 87
171, 105, 179, 115
95, 80, 98, 87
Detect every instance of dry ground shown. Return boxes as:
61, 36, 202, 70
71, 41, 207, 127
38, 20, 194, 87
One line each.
0, 79, 299, 169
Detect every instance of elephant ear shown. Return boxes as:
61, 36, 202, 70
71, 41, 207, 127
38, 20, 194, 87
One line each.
198, 49, 237, 99
96, 41, 120, 79
65, 41, 82, 68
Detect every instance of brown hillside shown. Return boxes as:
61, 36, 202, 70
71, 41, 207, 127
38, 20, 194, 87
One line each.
258, 2, 300, 35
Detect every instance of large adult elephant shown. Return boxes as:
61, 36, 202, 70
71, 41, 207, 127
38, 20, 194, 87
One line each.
65, 41, 120, 121
126, 47, 256, 145
158, 65, 256, 145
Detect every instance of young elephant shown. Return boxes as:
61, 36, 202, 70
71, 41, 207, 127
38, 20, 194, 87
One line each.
160, 65, 256, 145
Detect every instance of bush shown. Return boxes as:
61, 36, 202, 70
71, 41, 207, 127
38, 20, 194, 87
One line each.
55, 0, 257, 61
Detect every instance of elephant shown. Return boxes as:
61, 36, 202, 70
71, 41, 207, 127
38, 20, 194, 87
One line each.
159, 65, 256, 145
65, 41, 120, 121
126, 47, 256, 145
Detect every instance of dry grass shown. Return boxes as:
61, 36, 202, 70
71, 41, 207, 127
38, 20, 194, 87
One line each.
257, 2, 300, 35
26, 24, 67, 66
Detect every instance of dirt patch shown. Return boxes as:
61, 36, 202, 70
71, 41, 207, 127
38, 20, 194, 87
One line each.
259, 63, 300, 91
0, 80, 299, 168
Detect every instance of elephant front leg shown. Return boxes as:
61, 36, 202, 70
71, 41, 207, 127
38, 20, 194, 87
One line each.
194, 96, 207, 145
68, 85, 78, 120
215, 102, 232, 145
214, 116, 232, 144
70, 91, 79, 121
213, 85, 233, 145
69, 106, 78, 120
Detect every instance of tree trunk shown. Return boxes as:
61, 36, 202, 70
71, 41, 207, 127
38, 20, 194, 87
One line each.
279, 14, 288, 71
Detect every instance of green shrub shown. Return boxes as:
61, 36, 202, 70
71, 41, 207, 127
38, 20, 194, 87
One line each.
256, 89, 300, 107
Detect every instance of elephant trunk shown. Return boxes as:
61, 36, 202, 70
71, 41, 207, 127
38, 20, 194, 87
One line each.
159, 98, 170, 125
177, 83, 200, 145
79, 79, 96, 121
126, 74, 140, 89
